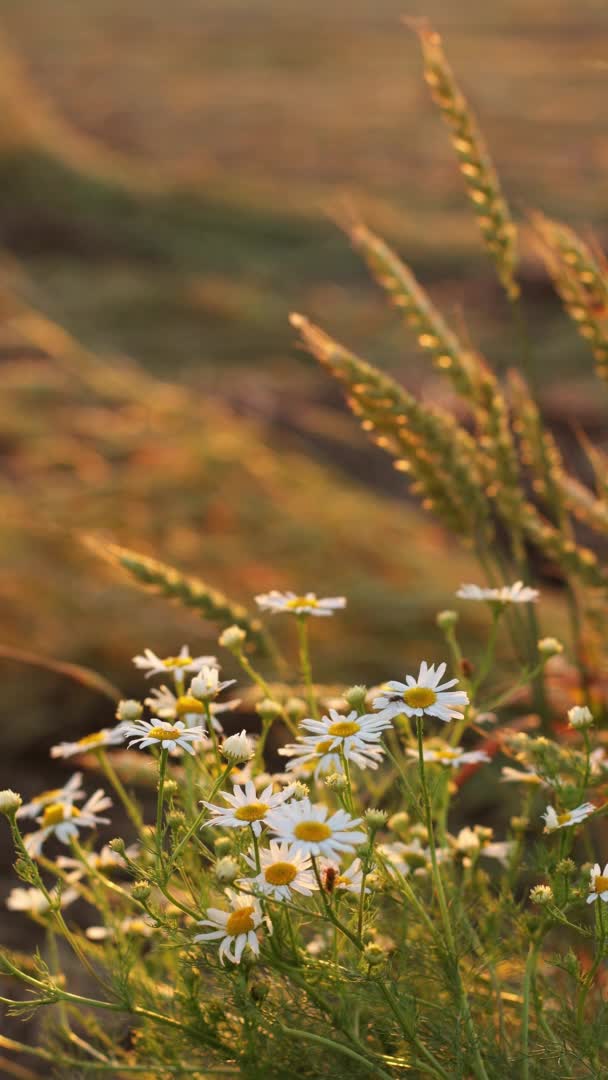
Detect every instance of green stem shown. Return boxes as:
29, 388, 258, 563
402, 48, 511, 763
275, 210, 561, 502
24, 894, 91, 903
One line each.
155, 748, 168, 869
297, 615, 318, 719
280, 1025, 395, 1080
165, 761, 233, 872
96, 749, 143, 831
521, 941, 538, 1079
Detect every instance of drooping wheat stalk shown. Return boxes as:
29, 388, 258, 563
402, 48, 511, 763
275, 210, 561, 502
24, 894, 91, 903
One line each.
532, 213, 608, 382
408, 18, 519, 302
84, 537, 276, 658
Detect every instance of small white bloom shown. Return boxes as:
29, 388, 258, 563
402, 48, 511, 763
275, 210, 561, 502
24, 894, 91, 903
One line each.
240, 840, 317, 900
266, 797, 365, 860
145, 684, 238, 734
537, 638, 563, 657
279, 734, 384, 778
320, 857, 370, 895
373, 662, 469, 724
194, 890, 270, 964
56, 842, 140, 873
377, 839, 436, 878
116, 699, 143, 723
190, 665, 236, 702
203, 779, 293, 837
122, 718, 206, 756
299, 708, 391, 760
588, 863, 608, 904
86, 916, 156, 941
407, 745, 490, 769
500, 766, 545, 785
18, 774, 86, 820
7, 878, 81, 914
542, 802, 595, 833
255, 591, 346, 617
0, 790, 23, 815
222, 731, 254, 765
50, 725, 127, 759
23, 789, 112, 857
567, 705, 594, 730
456, 581, 539, 604
219, 625, 247, 650
132, 645, 217, 679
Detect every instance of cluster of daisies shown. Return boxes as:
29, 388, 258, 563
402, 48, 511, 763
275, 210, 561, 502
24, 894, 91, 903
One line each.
3, 581, 607, 965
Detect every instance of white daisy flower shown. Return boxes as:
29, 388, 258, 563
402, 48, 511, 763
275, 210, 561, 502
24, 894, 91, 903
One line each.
86, 916, 156, 941
194, 890, 270, 964
17, 773, 85, 820
7, 879, 81, 914
588, 863, 608, 904
23, 789, 112, 857
50, 725, 127, 760
190, 665, 236, 701
122, 718, 206, 756
406, 745, 490, 768
456, 581, 539, 604
299, 708, 391, 760
320, 857, 370, 895
500, 766, 546, 785
542, 802, 595, 833
454, 827, 513, 866
255, 591, 346, 617
266, 797, 366, 860
373, 662, 469, 724
377, 839, 437, 878
145, 684, 239, 734
133, 645, 217, 679
203, 779, 293, 837
278, 734, 384, 778
239, 840, 317, 900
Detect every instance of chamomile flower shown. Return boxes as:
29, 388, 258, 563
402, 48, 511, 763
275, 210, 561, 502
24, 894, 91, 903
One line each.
50, 726, 127, 759
122, 718, 206, 756
255, 591, 346, 617
145, 684, 239, 733
190, 665, 236, 701
203, 779, 293, 837
320, 857, 370, 895
7, 880, 81, 914
299, 709, 391, 762
278, 734, 384, 778
23, 790, 112, 857
377, 838, 435, 878
407, 745, 490, 768
17, 773, 85, 820
132, 645, 217, 679
587, 863, 608, 904
86, 916, 156, 941
456, 581, 539, 604
240, 840, 317, 900
500, 766, 546, 785
454, 827, 513, 866
56, 842, 140, 873
373, 662, 469, 724
542, 802, 595, 833
266, 797, 366, 860
194, 891, 270, 964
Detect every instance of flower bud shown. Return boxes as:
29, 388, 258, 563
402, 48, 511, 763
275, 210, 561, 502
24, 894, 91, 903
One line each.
365, 808, 388, 830
567, 705, 593, 730
436, 609, 459, 631
132, 881, 152, 902
163, 779, 178, 797
510, 816, 529, 833
324, 772, 347, 792
555, 858, 575, 876
108, 837, 126, 855
222, 730, 254, 764
214, 836, 232, 856
215, 856, 240, 884
0, 790, 22, 816
345, 685, 368, 711
255, 698, 283, 721
530, 884, 553, 906
285, 697, 307, 725
537, 637, 563, 658
289, 781, 310, 801
387, 811, 409, 835
167, 810, 186, 829
218, 625, 247, 651
363, 942, 386, 966
116, 699, 143, 723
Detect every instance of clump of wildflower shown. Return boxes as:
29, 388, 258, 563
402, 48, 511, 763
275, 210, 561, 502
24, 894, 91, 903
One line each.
266, 797, 365, 860
203, 779, 292, 837
23, 789, 112, 856
123, 719, 206, 755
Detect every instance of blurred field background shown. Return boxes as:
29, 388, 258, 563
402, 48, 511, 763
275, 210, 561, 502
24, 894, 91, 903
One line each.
2, 0, 608, 1000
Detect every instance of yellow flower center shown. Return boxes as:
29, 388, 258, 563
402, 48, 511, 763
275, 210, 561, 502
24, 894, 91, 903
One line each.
335, 874, 350, 886
294, 821, 332, 842
226, 906, 255, 936
315, 739, 334, 754
42, 803, 80, 827
557, 811, 572, 825
163, 656, 193, 668
77, 731, 107, 748
264, 861, 298, 886
234, 802, 269, 822
286, 596, 318, 609
328, 720, 360, 737
403, 686, 437, 709
435, 749, 459, 762
148, 726, 182, 741
594, 875, 608, 893
175, 695, 205, 716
